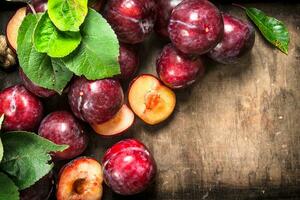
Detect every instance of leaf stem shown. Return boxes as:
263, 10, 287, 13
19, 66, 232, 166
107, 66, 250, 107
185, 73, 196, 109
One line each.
27, 3, 36, 15
232, 3, 246, 10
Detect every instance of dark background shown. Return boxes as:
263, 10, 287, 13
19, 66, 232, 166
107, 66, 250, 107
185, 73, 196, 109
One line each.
1, 1, 300, 200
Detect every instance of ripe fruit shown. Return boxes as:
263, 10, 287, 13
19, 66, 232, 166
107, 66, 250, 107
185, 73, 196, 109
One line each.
68, 77, 124, 124
168, 0, 223, 55
88, 0, 104, 11
156, 44, 205, 89
119, 43, 139, 81
208, 13, 255, 64
154, 0, 183, 38
102, 139, 156, 195
19, 69, 56, 98
38, 111, 88, 160
29, 0, 48, 13
0, 85, 43, 131
128, 74, 176, 125
57, 157, 103, 200
6, 7, 27, 51
92, 104, 134, 137
104, 0, 157, 44
20, 172, 54, 200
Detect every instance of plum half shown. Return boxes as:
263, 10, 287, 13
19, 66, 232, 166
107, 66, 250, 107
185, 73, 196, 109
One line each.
168, 0, 223, 55
128, 74, 176, 125
208, 13, 255, 64
57, 157, 103, 200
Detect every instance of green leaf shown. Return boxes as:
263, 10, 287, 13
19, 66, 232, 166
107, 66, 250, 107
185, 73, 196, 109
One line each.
0, 172, 19, 200
48, 0, 88, 32
0, 139, 3, 163
34, 12, 81, 58
0, 114, 4, 130
246, 7, 290, 54
63, 9, 120, 80
0, 132, 68, 190
17, 14, 73, 93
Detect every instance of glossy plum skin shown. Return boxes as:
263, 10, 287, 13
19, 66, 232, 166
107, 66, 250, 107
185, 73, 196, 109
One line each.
156, 44, 205, 89
168, 0, 223, 55
19, 69, 56, 98
119, 43, 139, 81
102, 139, 156, 195
154, 0, 183, 38
20, 172, 53, 200
208, 14, 255, 64
38, 111, 88, 160
27, 0, 48, 13
68, 77, 124, 124
0, 85, 43, 131
104, 0, 157, 44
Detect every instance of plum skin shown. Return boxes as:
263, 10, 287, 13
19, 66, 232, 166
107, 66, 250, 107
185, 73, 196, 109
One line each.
168, 0, 224, 55
104, 0, 157, 44
208, 13, 255, 64
154, 0, 183, 38
68, 77, 124, 124
19, 69, 56, 98
118, 43, 139, 81
0, 84, 43, 131
156, 44, 205, 89
102, 139, 156, 195
38, 111, 88, 160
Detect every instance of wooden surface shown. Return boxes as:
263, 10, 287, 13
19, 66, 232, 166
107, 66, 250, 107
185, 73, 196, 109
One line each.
1, 2, 300, 200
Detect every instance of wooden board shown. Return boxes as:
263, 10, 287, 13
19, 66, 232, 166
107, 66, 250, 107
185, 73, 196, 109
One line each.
1, 2, 300, 200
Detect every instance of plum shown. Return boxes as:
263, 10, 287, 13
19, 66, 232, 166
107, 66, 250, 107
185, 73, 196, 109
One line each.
38, 111, 88, 160
102, 139, 156, 195
68, 77, 124, 124
20, 172, 54, 200
30, 0, 48, 13
156, 44, 205, 89
19, 69, 56, 98
208, 13, 255, 64
57, 157, 103, 200
168, 0, 223, 55
0, 85, 43, 131
118, 43, 139, 81
128, 74, 176, 125
154, 0, 183, 38
104, 0, 157, 44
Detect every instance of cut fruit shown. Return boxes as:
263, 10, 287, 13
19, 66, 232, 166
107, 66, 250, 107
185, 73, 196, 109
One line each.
128, 74, 176, 125
57, 157, 103, 200
6, 7, 27, 51
91, 104, 134, 136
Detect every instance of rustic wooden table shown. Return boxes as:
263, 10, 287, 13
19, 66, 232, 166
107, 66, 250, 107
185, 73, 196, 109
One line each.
1, 1, 300, 200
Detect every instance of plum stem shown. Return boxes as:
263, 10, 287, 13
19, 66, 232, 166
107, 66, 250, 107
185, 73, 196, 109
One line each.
232, 3, 246, 10
27, 3, 37, 15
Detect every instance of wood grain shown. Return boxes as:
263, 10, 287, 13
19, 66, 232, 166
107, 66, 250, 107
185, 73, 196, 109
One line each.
1, 2, 300, 200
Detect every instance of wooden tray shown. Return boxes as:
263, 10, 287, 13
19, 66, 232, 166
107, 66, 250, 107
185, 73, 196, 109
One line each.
1, 1, 300, 200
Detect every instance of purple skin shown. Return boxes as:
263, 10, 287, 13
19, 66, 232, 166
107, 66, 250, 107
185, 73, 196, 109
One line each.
118, 43, 139, 81
38, 111, 88, 160
104, 0, 157, 44
27, 0, 48, 13
68, 77, 124, 124
154, 0, 183, 38
19, 69, 56, 98
0, 85, 43, 131
20, 172, 53, 200
168, 0, 224, 55
208, 13, 255, 64
156, 44, 205, 89
102, 139, 156, 195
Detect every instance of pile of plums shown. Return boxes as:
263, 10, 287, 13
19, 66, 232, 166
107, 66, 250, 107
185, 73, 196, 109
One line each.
1, 0, 255, 199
